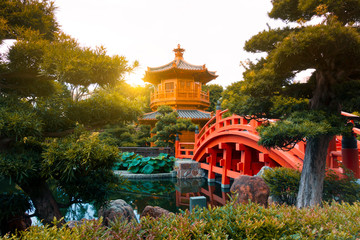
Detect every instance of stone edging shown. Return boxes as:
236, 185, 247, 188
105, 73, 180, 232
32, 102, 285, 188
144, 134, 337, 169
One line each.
114, 170, 177, 179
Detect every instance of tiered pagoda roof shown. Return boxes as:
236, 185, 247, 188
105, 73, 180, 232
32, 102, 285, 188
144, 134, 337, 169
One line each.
141, 109, 212, 121
143, 44, 218, 84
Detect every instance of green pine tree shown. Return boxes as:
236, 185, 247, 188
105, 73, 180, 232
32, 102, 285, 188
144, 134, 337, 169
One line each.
226, 0, 360, 207
151, 106, 196, 147
0, 0, 141, 226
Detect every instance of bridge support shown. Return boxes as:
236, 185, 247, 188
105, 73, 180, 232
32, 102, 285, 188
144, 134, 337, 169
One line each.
236, 144, 252, 175
219, 143, 232, 188
206, 148, 217, 182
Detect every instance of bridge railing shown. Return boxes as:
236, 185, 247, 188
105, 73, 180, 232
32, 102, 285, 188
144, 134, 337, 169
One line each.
176, 109, 268, 159
195, 109, 267, 150
175, 142, 195, 159
196, 109, 227, 138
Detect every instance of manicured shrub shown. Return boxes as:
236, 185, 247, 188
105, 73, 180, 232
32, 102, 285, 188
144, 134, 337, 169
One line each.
3, 201, 360, 239
262, 167, 360, 205
262, 167, 299, 205
323, 168, 360, 203
113, 152, 175, 174
2, 218, 108, 240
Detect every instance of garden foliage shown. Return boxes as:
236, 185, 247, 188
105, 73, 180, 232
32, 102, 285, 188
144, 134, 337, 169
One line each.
0, 0, 144, 224
100, 124, 150, 147
263, 167, 360, 205
0, 192, 31, 232
114, 152, 175, 174
223, 0, 360, 207
150, 105, 196, 147
202, 84, 223, 112
2, 201, 360, 239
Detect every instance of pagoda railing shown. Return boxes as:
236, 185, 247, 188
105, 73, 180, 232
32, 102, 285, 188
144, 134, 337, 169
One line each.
150, 89, 209, 103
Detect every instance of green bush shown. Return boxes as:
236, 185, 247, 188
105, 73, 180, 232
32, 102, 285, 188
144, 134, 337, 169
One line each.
3, 201, 360, 239
263, 167, 360, 205
99, 124, 151, 147
323, 168, 360, 203
262, 167, 300, 205
113, 152, 175, 174
0, 192, 32, 233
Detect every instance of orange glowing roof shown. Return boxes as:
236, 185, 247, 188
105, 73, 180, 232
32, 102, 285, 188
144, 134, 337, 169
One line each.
143, 44, 218, 84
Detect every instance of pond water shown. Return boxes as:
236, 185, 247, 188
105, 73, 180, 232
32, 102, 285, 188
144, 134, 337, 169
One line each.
42, 177, 232, 223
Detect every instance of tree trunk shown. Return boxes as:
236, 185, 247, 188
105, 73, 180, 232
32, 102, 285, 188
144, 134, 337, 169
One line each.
296, 68, 340, 208
296, 135, 332, 208
20, 178, 64, 226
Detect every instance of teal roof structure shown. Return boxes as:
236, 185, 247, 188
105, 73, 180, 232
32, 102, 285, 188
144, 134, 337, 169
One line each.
141, 110, 211, 120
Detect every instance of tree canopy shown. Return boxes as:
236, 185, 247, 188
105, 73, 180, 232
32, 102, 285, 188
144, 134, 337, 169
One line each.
0, 0, 143, 229
202, 84, 223, 112
226, 0, 360, 207
150, 105, 196, 147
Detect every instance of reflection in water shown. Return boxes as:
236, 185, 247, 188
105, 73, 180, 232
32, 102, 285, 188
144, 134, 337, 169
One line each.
175, 179, 230, 208
112, 178, 179, 214
64, 203, 97, 221
56, 178, 230, 222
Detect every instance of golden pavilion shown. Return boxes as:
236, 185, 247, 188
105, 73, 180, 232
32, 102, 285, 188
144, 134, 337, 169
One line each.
140, 44, 218, 143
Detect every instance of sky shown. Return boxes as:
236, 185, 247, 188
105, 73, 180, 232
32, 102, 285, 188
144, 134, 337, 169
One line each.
54, 0, 286, 88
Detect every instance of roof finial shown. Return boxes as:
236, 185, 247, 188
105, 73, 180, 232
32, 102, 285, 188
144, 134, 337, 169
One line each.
216, 98, 222, 111
173, 44, 185, 60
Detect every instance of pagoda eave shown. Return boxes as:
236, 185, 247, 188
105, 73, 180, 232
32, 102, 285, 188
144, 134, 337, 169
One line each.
139, 109, 212, 123
143, 68, 217, 84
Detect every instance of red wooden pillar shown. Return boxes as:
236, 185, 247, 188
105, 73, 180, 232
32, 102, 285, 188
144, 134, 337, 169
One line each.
326, 137, 337, 168
236, 144, 252, 175
206, 148, 217, 182
342, 134, 359, 178
219, 143, 232, 188
175, 134, 180, 158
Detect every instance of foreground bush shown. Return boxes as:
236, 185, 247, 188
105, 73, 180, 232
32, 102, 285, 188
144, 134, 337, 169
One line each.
262, 167, 360, 205
3, 201, 360, 239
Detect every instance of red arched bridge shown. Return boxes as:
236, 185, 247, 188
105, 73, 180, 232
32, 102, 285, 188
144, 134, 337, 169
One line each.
175, 109, 360, 188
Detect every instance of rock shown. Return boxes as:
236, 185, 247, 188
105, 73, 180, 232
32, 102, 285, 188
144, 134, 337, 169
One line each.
175, 160, 205, 179
356, 179, 360, 185
98, 199, 136, 226
230, 175, 270, 207
140, 206, 173, 219
67, 218, 90, 229
267, 195, 278, 206
255, 166, 273, 178
67, 220, 78, 229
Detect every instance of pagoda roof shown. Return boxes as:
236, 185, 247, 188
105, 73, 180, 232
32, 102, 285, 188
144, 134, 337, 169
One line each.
148, 59, 210, 72
143, 45, 218, 84
141, 109, 212, 121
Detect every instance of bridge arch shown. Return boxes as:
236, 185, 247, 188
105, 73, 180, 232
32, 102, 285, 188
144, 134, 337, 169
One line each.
175, 110, 360, 188
192, 130, 304, 188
